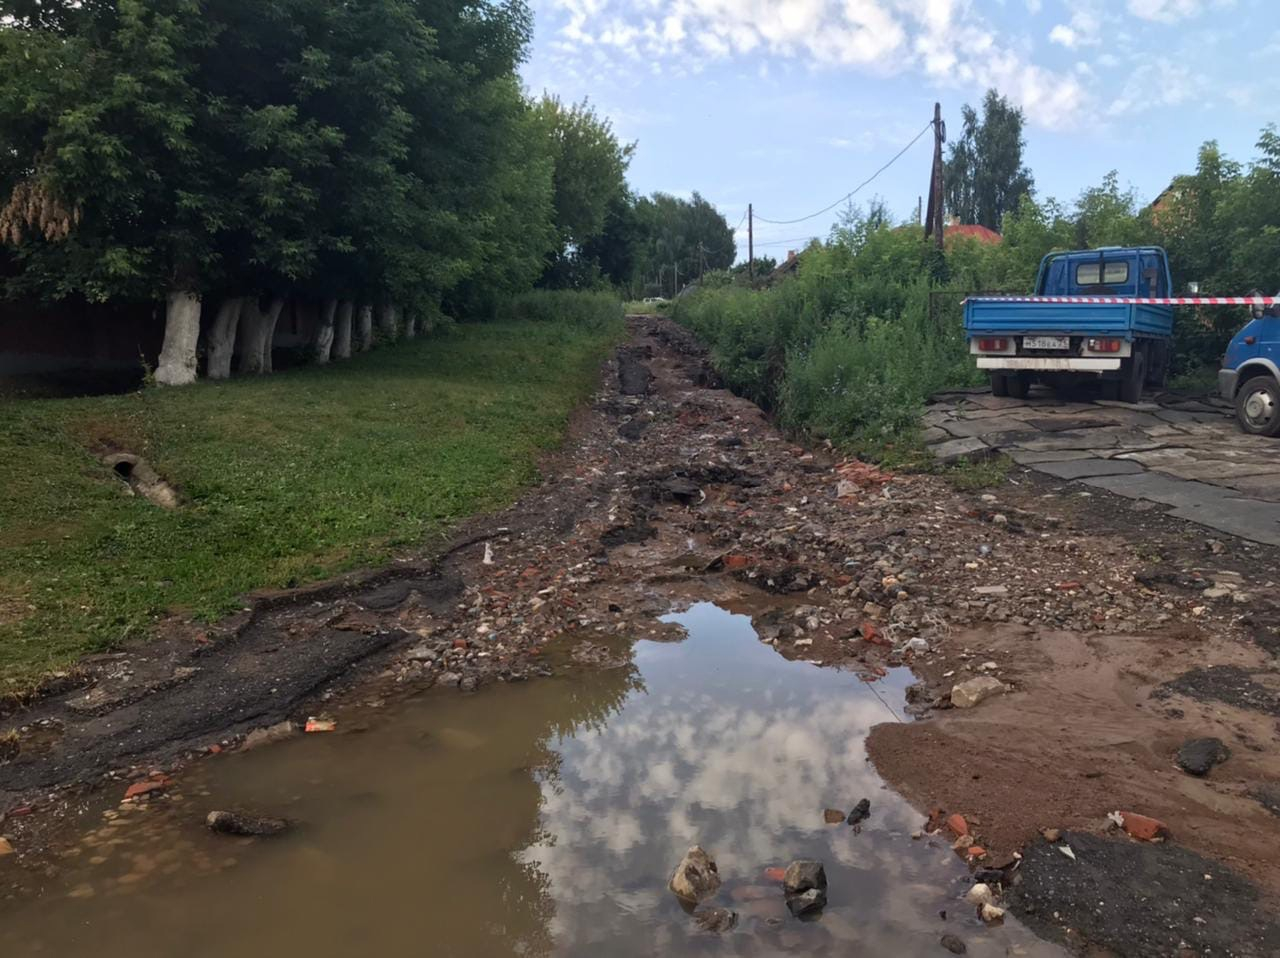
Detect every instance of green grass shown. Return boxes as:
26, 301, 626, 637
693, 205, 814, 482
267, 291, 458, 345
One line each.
944, 455, 1014, 491
0, 316, 622, 691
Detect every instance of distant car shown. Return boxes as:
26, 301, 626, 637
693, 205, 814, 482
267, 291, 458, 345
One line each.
643, 296, 668, 304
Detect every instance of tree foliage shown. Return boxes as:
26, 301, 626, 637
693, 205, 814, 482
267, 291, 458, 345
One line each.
944, 90, 1034, 232
0, 0, 604, 324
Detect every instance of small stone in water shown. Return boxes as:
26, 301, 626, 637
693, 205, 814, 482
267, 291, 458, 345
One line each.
823, 808, 846, 824
941, 933, 967, 954
847, 798, 871, 825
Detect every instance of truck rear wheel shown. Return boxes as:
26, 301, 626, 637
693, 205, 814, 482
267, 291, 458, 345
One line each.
1006, 374, 1030, 400
990, 372, 1009, 397
1119, 350, 1146, 404
1236, 376, 1280, 437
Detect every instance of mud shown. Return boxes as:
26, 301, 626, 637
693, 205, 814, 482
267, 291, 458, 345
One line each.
3, 315, 1280, 956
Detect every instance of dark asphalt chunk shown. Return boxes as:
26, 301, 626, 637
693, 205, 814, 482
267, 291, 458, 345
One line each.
1009, 832, 1280, 958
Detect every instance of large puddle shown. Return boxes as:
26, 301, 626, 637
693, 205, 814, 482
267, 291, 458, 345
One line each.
2, 603, 1066, 956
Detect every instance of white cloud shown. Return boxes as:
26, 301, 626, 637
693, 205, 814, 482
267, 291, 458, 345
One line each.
541, 0, 1091, 128
1107, 59, 1206, 116
1126, 0, 1229, 22
1049, 1, 1102, 49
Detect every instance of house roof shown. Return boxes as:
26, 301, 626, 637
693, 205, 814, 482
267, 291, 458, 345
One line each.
946, 224, 1003, 245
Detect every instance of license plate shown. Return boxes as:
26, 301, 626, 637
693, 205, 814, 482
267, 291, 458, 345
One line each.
1024, 336, 1070, 350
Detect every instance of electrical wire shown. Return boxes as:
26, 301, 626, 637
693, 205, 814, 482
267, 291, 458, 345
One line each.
753, 120, 934, 226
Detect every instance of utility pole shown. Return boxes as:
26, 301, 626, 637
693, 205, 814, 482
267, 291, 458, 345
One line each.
923, 102, 946, 251
673, 262, 679, 297
748, 203, 755, 282
917, 195, 923, 226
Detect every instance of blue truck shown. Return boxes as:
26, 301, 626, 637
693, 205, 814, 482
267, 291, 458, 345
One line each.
964, 246, 1175, 403
1220, 298, 1280, 436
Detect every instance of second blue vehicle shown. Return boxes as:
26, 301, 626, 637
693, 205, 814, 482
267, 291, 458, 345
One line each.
964, 246, 1175, 403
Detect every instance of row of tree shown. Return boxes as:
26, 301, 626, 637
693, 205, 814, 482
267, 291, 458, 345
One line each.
0, 1, 645, 384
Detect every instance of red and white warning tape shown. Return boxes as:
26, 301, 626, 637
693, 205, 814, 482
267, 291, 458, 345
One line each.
966, 295, 1280, 306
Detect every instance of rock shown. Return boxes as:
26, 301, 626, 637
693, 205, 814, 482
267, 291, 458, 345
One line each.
438, 671, 462, 687
242, 721, 297, 750
785, 887, 827, 917
964, 883, 996, 907
973, 585, 1009, 596
951, 676, 1007, 709
930, 436, 991, 465
459, 676, 477, 693
905, 637, 930, 653
1118, 811, 1171, 842
847, 798, 871, 825
782, 860, 827, 916
941, 934, 968, 954
406, 644, 437, 662
0, 837, 13, 857
669, 845, 722, 903
1041, 827, 1062, 843
1176, 737, 1229, 776
692, 907, 738, 933
946, 813, 969, 837
123, 777, 171, 801
980, 903, 1005, 923
660, 477, 702, 504
783, 860, 827, 895
823, 808, 846, 824
205, 810, 290, 837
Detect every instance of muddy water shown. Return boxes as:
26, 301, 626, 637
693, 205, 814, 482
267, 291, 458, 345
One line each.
1, 604, 1067, 957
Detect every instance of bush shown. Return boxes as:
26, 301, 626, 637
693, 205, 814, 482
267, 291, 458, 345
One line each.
674, 239, 981, 453
501, 289, 624, 330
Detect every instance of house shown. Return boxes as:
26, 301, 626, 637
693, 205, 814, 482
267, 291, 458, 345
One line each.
945, 223, 1003, 245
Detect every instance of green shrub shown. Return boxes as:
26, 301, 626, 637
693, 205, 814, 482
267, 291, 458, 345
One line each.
501, 289, 624, 330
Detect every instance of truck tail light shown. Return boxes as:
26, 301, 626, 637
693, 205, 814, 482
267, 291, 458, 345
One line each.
977, 338, 1008, 352
1087, 338, 1122, 353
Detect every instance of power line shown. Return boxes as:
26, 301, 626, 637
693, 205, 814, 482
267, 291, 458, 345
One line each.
754, 120, 934, 226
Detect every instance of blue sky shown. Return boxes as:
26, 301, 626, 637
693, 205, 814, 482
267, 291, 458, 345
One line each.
522, 0, 1280, 262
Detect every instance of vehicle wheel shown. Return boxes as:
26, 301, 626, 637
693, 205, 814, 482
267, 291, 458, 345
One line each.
1235, 376, 1280, 437
1006, 375, 1030, 400
1119, 350, 1146, 404
990, 372, 1009, 398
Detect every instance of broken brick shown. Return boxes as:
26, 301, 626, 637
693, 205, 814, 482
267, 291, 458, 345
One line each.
947, 813, 970, 838
1120, 812, 1170, 842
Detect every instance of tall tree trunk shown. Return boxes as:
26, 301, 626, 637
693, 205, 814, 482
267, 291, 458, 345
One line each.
377, 303, 399, 342
238, 296, 285, 374
206, 297, 244, 380
155, 289, 202, 386
312, 299, 338, 364
332, 301, 353, 360
356, 305, 374, 351
403, 313, 417, 339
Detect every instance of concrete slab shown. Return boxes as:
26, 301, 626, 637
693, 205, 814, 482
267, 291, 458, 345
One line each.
1023, 417, 1115, 433
920, 426, 949, 444
940, 417, 1033, 439
1008, 449, 1099, 465
1033, 458, 1146, 480
928, 436, 992, 464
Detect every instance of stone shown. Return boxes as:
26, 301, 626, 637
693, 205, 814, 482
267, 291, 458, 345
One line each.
1176, 737, 1230, 776
941, 933, 968, 954
785, 887, 827, 917
205, 811, 290, 837
964, 883, 996, 907
950, 676, 1007, 709
692, 907, 738, 933
438, 671, 462, 687
973, 585, 1009, 596
459, 676, 477, 693
782, 860, 828, 915
1118, 811, 1171, 842
242, 721, 297, 751
929, 436, 992, 465
669, 845, 722, 903
823, 808, 846, 824
783, 860, 827, 895
406, 644, 437, 662
0, 837, 13, 857
980, 903, 1005, 923
123, 777, 170, 801
846, 798, 871, 825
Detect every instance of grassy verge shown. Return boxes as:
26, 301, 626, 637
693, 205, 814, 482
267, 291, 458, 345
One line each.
0, 312, 622, 690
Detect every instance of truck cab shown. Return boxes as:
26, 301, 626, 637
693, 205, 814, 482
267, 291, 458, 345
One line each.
1220, 298, 1280, 436
964, 246, 1175, 402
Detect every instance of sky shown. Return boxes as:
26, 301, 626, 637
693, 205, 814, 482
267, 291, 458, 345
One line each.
522, 0, 1280, 262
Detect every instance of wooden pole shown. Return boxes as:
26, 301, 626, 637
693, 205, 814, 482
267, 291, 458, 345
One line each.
923, 102, 946, 251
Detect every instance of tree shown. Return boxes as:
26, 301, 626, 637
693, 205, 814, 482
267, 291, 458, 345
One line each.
533, 96, 632, 254
944, 90, 1035, 232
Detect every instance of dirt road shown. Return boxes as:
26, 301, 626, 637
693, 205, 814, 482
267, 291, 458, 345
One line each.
3, 316, 1279, 955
